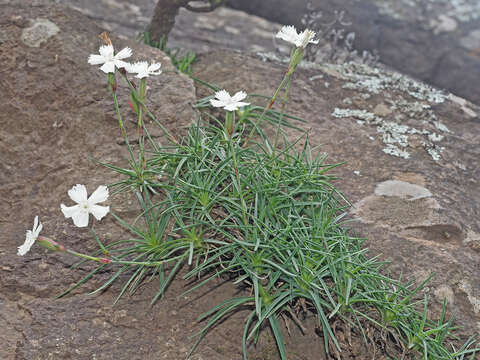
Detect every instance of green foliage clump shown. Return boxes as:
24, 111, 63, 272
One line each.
64, 95, 477, 359
59, 32, 478, 359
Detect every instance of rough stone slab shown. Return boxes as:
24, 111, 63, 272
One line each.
192, 49, 480, 341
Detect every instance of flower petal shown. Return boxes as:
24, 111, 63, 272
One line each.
135, 71, 149, 79
71, 211, 89, 228
67, 184, 88, 204
68, 184, 87, 204
113, 59, 129, 70
34, 222, 43, 238
18, 244, 28, 256
210, 99, 227, 108
90, 205, 110, 221
224, 104, 240, 111
33, 215, 38, 232
18, 235, 34, 256
61, 204, 81, 219
114, 47, 132, 60
98, 45, 114, 58
88, 54, 106, 65
18, 220, 38, 256
231, 91, 247, 102
100, 62, 115, 74
148, 63, 161, 73
125, 62, 137, 73
299, 29, 318, 48
235, 101, 250, 108
214, 90, 231, 102
276, 25, 300, 45
88, 185, 109, 204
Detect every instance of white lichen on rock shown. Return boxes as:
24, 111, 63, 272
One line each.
326, 62, 446, 103
375, 180, 432, 200
21, 18, 60, 48
332, 103, 448, 161
328, 62, 451, 161
459, 279, 480, 314
332, 108, 379, 123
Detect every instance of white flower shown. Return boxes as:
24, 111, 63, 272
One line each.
276, 25, 319, 48
18, 216, 42, 256
88, 45, 132, 73
210, 90, 250, 111
61, 184, 110, 228
127, 61, 162, 79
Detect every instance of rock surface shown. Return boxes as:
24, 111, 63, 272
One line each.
228, 0, 480, 106
2, 0, 480, 359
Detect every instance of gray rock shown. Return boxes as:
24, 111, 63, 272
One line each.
21, 18, 60, 47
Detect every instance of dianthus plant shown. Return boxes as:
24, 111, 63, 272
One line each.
19, 29, 478, 360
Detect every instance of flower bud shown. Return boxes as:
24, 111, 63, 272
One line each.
37, 236, 66, 252
288, 48, 304, 76
99, 257, 112, 264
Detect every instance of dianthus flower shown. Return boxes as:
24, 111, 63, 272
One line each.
18, 216, 42, 256
127, 61, 162, 79
210, 90, 250, 111
61, 184, 109, 228
88, 45, 132, 73
276, 25, 319, 48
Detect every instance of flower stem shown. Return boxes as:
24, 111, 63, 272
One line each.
65, 249, 163, 266
121, 73, 179, 146
272, 76, 292, 157
111, 88, 136, 162
243, 74, 289, 148
226, 112, 248, 226
137, 78, 147, 184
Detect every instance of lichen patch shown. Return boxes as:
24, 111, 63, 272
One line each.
352, 195, 436, 227
374, 180, 432, 200
21, 18, 60, 48
328, 62, 451, 161
459, 280, 480, 314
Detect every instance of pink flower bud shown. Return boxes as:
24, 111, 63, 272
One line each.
37, 236, 66, 252
99, 257, 112, 264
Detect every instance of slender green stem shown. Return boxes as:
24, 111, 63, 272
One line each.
111, 89, 137, 163
226, 111, 248, 226
121, 73, 179, 146
243, 74, 289, 148
272, 76, 292, 157
137, 79, 147, 183
65, 249, 163, 266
